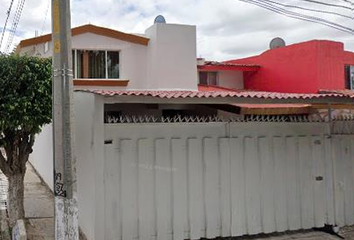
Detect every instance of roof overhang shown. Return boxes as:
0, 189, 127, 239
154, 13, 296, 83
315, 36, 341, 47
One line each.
19, 24, 150, 48
236, 104, 312, 115
198, 65, 260, 72
76, 90, 354, 105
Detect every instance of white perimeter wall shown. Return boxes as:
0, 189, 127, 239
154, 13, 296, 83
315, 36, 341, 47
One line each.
30, 124, 54, 191
31, 92, 105, 240
31, 94, 354, 240
102, 122, 354, 240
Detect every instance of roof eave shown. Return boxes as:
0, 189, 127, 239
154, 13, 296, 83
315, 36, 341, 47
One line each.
19, 24, 150, 48
198, 65, 260, 72
91, 94, 354, 105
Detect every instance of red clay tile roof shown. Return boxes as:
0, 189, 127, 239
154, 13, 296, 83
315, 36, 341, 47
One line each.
202, 61, 260, 68
319, 89, 354, 96
198, 61, 260, 71
79, 89, 354, 100
198, 84, 239, 92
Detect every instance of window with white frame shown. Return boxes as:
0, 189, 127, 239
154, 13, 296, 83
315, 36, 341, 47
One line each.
72, 49, 120, 79
199, 71, 218, 85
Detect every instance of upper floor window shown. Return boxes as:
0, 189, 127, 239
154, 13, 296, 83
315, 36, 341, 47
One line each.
345, 65, 354, 90
72, 50, 120, 79
199, 71, 217, 85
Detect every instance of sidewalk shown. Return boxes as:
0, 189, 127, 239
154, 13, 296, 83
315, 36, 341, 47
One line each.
23, 162, 354, 240
24, 163, 54, 240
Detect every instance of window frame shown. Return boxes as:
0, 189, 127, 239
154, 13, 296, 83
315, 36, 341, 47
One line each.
198, 71, 219, 85
345, 65, 354, 90
72, 49, 121, 79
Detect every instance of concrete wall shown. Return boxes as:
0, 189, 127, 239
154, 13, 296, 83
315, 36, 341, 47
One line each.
74, 92, 105, 240
101, 122, 354, 240
218, 70, 244, 89
30, 124, 54, 191
103, 122, 331, 240
31, 102, 354, 240
145, 23, 198, 90
31, 92, 105, 240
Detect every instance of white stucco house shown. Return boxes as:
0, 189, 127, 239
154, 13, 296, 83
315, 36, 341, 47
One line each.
19, 17, 354, 240
19, 20, 198, 91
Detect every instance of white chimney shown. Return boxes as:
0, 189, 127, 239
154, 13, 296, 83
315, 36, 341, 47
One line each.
145, 19, 198, 90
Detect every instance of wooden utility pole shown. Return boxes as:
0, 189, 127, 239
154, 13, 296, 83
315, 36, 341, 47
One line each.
51, 0, 79, 239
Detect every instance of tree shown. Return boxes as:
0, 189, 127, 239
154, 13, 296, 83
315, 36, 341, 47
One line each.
0, 54, 52, 226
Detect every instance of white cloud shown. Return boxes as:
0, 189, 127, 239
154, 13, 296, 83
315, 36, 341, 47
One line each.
0, 0, 353, 60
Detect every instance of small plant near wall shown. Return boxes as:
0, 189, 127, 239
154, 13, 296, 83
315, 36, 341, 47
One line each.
0, 54, 52, 226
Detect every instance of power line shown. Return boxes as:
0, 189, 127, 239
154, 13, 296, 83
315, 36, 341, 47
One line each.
0, 0, 16, 52
238, 0, 354, 34
239, 0, 354, 32
4, 0, 26, 53
322, 0, 354, 5
297, 0, 354, 11
338, 0, 354, 4
264, 0, 354, 19
40, 0, 50, 35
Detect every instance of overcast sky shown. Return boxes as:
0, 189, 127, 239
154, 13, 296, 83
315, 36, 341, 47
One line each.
0, 0, 353, 61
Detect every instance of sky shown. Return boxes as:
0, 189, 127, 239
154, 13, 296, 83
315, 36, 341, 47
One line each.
0, 0, 353, 61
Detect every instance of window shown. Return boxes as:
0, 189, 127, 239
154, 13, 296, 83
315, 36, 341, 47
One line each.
44, 42, 49, 53
89, 50, 106, 78
107, 51, 120, 78
72, 49, 120, 79
199, 71, 218, 85
345, 65, 354, 90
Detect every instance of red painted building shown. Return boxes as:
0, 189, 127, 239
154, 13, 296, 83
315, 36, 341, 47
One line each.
226, 40, 354, 93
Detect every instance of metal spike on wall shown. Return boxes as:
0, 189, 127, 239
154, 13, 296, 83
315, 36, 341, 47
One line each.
104, 114, 354, 124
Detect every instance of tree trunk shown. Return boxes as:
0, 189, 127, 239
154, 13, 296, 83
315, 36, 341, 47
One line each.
8, 174, 25, 227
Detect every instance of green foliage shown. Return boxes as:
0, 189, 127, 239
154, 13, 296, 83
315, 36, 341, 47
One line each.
0, 54, 52, 137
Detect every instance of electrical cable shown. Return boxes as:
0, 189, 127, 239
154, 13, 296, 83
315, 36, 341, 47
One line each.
4, 0, 26, 53
239, 0, 354, 34
263, 0, 354, 19
338, 0, 354, 4
297, 0, 353, 11
0, 0, 16, 52
40, 0, 50, 35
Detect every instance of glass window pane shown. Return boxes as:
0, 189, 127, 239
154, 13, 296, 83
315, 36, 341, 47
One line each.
208, 72, 217, 85
77, 50, 84, 78
107, 51, 120, 79
199, 72, 208, 85
89, 50, 106, 78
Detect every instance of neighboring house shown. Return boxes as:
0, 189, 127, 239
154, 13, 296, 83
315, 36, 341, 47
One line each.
20, 17, 354, 240
197, 40, 354, 116
197, 40, 354, 93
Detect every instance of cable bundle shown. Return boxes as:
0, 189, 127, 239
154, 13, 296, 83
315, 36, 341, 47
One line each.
238, 0, 354, 34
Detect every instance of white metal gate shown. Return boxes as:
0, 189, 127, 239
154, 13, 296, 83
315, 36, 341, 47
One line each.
103, 122, 354, 240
